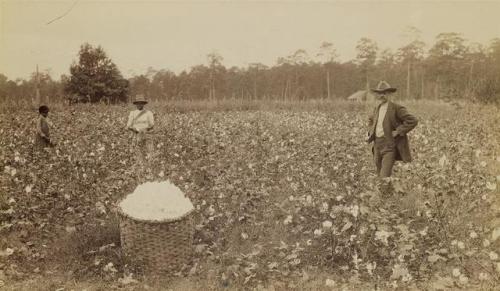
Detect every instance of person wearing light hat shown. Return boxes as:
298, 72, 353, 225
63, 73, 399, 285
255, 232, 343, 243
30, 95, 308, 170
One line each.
367, 81, 418, 179
127, 94, 155, 166
127, 94, 154, 134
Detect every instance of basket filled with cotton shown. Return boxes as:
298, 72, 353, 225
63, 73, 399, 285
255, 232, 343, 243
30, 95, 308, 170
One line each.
117, 181, 195, 273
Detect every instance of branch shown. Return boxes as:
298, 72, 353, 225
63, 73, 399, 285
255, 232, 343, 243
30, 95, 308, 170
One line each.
46, 0, 79, 25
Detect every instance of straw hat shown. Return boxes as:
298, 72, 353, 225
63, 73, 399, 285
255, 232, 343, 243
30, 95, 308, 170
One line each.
132, 94, 148, 104
371, 81, 397, 94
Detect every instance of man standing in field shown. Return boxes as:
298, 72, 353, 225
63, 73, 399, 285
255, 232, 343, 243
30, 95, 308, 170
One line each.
367, 81, 418, 179
127, 94, 154, 174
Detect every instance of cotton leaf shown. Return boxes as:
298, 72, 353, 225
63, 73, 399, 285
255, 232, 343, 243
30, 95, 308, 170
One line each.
486, 182, 497, 191
0, 248, 14, 257
118, 274, 138, 285
427, 254, 444, 263
325, 279, 336, 287
459, 275, 469, 284
375, 230, 394, 246
492, 227, 500, 242
103, 262, 117, 273
478, 272, 489, 281
341, 221, 353, 232
390, 264, 409, 280
366, 262, 376, 276
431, 276, 454, 290
489, 251, 498, 261
322, 220, 333, 229
439, 155, 447, 167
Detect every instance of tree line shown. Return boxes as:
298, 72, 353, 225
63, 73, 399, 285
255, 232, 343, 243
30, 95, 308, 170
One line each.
1, 29, 500, 105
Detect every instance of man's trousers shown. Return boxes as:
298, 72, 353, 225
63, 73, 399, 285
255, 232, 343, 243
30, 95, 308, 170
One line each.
374, 137, 396, 178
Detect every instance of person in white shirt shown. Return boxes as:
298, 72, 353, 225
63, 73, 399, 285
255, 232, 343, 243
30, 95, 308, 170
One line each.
127, 95, 154, 134
127, 94, 154, 165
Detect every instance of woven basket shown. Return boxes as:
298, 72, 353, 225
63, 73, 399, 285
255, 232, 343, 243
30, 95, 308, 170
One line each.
117, 204, 195, 273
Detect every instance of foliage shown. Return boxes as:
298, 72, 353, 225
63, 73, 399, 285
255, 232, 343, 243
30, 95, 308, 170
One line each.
3, 32, 500, 106
0, 71, 64, 105
355, 38, 378, 69
64, 43, 129, 104
427, 33, 469, 92
317, 42, 338, 64
0, 101, 498, 289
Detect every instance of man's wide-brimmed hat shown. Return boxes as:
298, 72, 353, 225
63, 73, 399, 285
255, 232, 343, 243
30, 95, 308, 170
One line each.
132, 94, 148, 104
371, 81, 397, 94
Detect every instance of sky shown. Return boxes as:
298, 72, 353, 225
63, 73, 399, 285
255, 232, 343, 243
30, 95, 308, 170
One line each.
1, 0, 499, 80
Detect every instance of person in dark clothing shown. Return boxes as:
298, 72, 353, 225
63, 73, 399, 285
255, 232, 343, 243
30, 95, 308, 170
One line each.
367, 81, 418, 178
35, 105, 54, 148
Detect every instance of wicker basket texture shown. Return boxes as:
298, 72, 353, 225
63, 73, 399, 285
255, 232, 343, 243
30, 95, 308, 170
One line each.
119, 211, 194, 273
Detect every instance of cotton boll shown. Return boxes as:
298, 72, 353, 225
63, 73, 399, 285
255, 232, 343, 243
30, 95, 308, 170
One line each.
322, 220, 333, 229
283, 215, 293, 225
325, 279, 335, 287
489, 252, 498, 261
314, 229, 323, 237
478, 272, 489, 281
459, 275, 468, 284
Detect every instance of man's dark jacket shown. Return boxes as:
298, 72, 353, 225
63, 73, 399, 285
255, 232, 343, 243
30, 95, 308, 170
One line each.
367, 101, 418, 162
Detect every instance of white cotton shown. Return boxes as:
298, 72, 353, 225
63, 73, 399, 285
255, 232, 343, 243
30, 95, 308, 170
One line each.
119, 181, 194, 220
